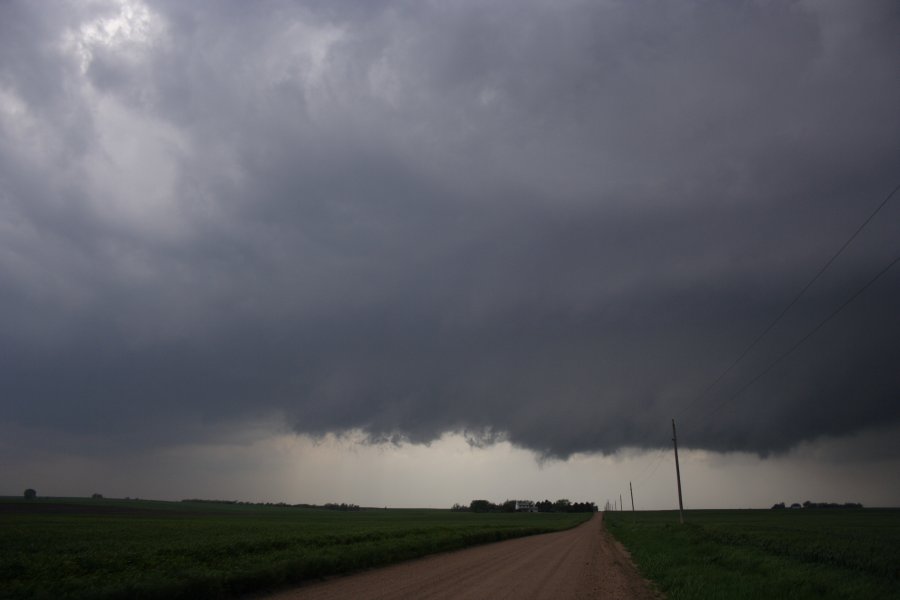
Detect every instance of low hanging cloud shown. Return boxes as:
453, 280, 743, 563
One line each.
1, 0, 899, 459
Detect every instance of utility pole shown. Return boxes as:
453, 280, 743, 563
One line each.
620, 494, 623, 511
629, 481, 635, 512
672, 418, 685, 524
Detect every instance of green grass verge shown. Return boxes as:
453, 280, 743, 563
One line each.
0, 497, 590, 600
604, 509, 900, 599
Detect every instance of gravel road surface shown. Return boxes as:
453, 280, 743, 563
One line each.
260, 514, 660, 599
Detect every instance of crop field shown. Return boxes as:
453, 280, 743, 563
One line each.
604, 508, 900, 599
0, 497, 590, 600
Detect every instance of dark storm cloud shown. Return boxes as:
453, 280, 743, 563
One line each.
1, 0, 899, 458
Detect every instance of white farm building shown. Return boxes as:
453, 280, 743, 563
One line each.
514, 500, 537, 512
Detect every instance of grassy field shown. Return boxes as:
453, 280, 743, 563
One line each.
604, 508, 900, 599
0, 497, 590, 600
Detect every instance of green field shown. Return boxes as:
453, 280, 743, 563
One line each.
0, 497, 590, 600
604, 508, 900, 599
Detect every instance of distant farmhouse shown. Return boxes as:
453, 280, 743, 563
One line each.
514, 500, 537, 513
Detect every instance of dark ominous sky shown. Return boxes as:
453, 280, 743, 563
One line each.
1, 0, 899, 502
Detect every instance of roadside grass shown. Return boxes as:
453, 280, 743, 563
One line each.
604, 509, 900, 599
0, 497, 590, 600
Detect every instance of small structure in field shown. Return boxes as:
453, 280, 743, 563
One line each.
514, 500, 537, 513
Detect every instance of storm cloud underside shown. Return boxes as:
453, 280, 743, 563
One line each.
1, 0, 899, 460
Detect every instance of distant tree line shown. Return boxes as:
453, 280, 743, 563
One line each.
771, 501, 863, 510
322, 502, 361, 511
181, 499, 361, 510
534, 499, 597, 513
182, 498, 297, 507
460, 499, 597, 513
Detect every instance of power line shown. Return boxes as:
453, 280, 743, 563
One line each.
631, 446, 668, 491
698, 252, 900, 427
678, 181, 900, 420
627, 181, 899, 506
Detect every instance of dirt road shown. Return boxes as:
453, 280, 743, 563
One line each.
261, 514, 660, 600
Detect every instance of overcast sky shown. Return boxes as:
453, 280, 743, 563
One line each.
2, 0, 899, 509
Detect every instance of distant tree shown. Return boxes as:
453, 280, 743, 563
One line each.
790, 500, 863, 510
771, 502, 785, 510
24, 489, 36, 500
323, 502, 360, 511
501, 500, 517, 513
92, 493, 103, 499
570, 501, 597, 513
469, 499, 494, 513
554, 499, 571, 512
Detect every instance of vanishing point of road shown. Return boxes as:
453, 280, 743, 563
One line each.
260, 513, 660, 600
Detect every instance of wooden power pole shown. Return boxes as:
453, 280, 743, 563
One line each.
620, 494, 623, 511
672, 418, 685, 524
629, 481, 635, 512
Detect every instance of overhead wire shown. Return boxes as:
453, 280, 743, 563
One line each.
676, 181, 900, 422
631, 446, 668, 491
624, 180, 900, 506
698, 252, 900, 427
